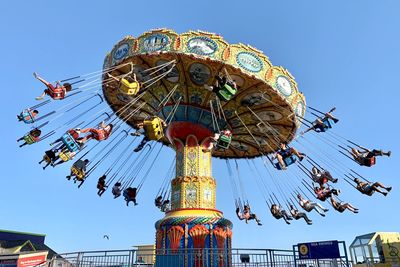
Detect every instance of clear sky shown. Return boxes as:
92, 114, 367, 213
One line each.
1, 0, 399, 253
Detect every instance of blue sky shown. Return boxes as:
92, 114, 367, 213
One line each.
1, 0, 399, 253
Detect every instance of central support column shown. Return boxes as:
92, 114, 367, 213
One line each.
154, 122, 233, 267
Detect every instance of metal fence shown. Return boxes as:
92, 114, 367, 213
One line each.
44, 248, 350, 267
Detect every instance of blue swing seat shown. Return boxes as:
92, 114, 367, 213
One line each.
275, 155, 297, 170
322, 118, 333, 129
19, 109, 36, 124
61, 132, 80, 152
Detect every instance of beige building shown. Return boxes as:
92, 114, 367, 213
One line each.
349, 232, 400, 267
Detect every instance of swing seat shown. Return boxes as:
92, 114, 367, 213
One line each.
217, 134, 232, 149
48, 87, 65, 100
59, 151, 71, 162
23, 134, 37, 145
61, 132, 80, 152
143, 117, 164, 141
92, 129, 108, 141
119, 78, 140, 95
322, 118, 333, 129
216, 84, 237, 101
20, 110, 36, 124
123, 190, 130, 199
363, 157, 376, 167
275, 155, 297, 170
71, 166, 85, 180
43, 154, 51, 164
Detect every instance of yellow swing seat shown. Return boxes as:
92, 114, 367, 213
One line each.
143, 117, 164, 141
71, 166, 85, 180
119, 78, 140, 95
59, 151, 72, 162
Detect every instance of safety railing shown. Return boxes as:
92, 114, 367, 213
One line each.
46, 248, 295, 267
44, 248, 351, 267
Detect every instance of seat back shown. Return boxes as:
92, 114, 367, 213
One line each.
364, 157, 376, 167
216, 84, 237, 101
23, 134, 36, 145
62, 132, 80, 152
59, 151, 71, 162
119, 78, 140, 95
217, 134, 232, 149
71, 166, 85, 179
143, 117, 164, 140
322, 118, 333, 129
283, 155, 297, 166
22, 110, 35, 124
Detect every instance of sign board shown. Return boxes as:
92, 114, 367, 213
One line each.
298, 240, 340, 259
17, 253, 47, 267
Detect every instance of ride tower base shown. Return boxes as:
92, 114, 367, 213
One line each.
155, 121, 233, 267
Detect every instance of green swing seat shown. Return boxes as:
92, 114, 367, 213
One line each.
217, 134, 232, 149
216, 84, 237, 101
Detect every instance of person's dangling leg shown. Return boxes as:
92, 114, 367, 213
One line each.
43, 162, 51, 170
344, 203, 358, 213
370, 149, 391, 157
290, 148, 305, 161
371, 183, 389, 196
19, 142, 28, 148
276, 154, 287, 170
311, 203, 326, 216
282, 210, 293, 220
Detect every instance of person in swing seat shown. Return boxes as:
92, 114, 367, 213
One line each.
353, 178, 392, 196
124, 187, 138, 206
160, 199, 170, 212
112, 182, 122, 198
236, 205, 262, 226
203, 129, 232, 152
80, 121, 114, 142
310, 166, 338, 187
314, 186, 340, 201
155, 196, 163, 208
97, 175, 108, 196
34, 72, 72, 100
17, 109, 39, 123
301, 107, 339, 134
107, 71, 140, 93
273, 142, 306, 170
270, 204, 293, 224
349, 146, 391, 166
204, 74, 238, 93
66, 159, 89, 183
133, 117, 167, 152
297, 193, 328, 216
289, 204, 312, 225
39, 149, 57, 170
50, 128, 84, 152
17, 128, 42, 147
330, 196, 359, 213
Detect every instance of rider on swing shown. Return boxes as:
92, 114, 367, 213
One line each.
17, 128, 42, 147
236, 205, 262, 226
204, 70, 238, 101
311, 166, 338, 187
34, 72, 72, 100
270, 204, 293, 225
273, 142, 305, 170
301, 107, 339, 134
349, 146, 391, 167
203, 129, 232, 152
80, 121, 114, 142
133, 117, 167, 152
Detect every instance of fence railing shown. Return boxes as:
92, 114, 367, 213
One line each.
44, 248, 349, 267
